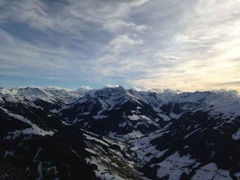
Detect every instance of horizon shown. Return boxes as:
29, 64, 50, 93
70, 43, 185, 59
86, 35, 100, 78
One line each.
1, 84, 240, 95
0, 0, 240, 92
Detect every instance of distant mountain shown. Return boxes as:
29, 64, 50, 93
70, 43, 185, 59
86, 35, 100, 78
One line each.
0, 86, 240, 179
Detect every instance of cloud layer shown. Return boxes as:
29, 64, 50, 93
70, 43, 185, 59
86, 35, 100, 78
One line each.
0, 0, 240, 91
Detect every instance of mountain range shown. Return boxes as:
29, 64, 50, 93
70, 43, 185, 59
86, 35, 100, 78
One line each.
1, 86, 240, 179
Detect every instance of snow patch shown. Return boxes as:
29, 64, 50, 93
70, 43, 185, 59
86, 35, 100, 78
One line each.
235, 172, 240, 179
84, 134, 109, 147
1, 107, 54, 138
4, 151, 15, 158
192, 163, 231, 180
36, 162, 43, 180
155, 152, 197, 180
192, 163, 217, 180
213, 169, 231, 180
85, 148, 97, 155
70, 148, 81, 159
159, 114, 171, 121
50, 109, 59, 113
128, 114, 139, 121
89, 158, 125, 180
124, 130, 144, 139
93, 114, 108, 119
232, 129, 240, 140
169, 112, 182, 119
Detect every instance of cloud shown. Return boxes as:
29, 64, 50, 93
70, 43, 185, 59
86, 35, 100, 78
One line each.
0, 0, 240, 91
0, 29, 74, 78
0, 0, 53, 30
215, 81, 240, 86
108, 34, 143, 54
0, 0, 149, 34
103, 20, 147, 33
126, 0, 240, 91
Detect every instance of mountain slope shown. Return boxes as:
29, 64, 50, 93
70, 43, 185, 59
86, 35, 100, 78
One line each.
61, 87, 166, 138
1, 86, 240, 179
0, 87, 146, 179
129, 111, 240, 179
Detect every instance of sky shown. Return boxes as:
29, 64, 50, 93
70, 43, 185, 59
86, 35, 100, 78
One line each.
0, 0, 240, 91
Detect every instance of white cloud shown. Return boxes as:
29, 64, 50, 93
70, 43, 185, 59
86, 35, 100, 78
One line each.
108, 34, 143, 54
103, 20, 147, 32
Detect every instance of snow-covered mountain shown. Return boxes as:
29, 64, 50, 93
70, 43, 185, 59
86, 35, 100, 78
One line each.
1, 86, 240, 179
0, 86, 88, 103
61, 86, 165, 138
61, 87, 240, 138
